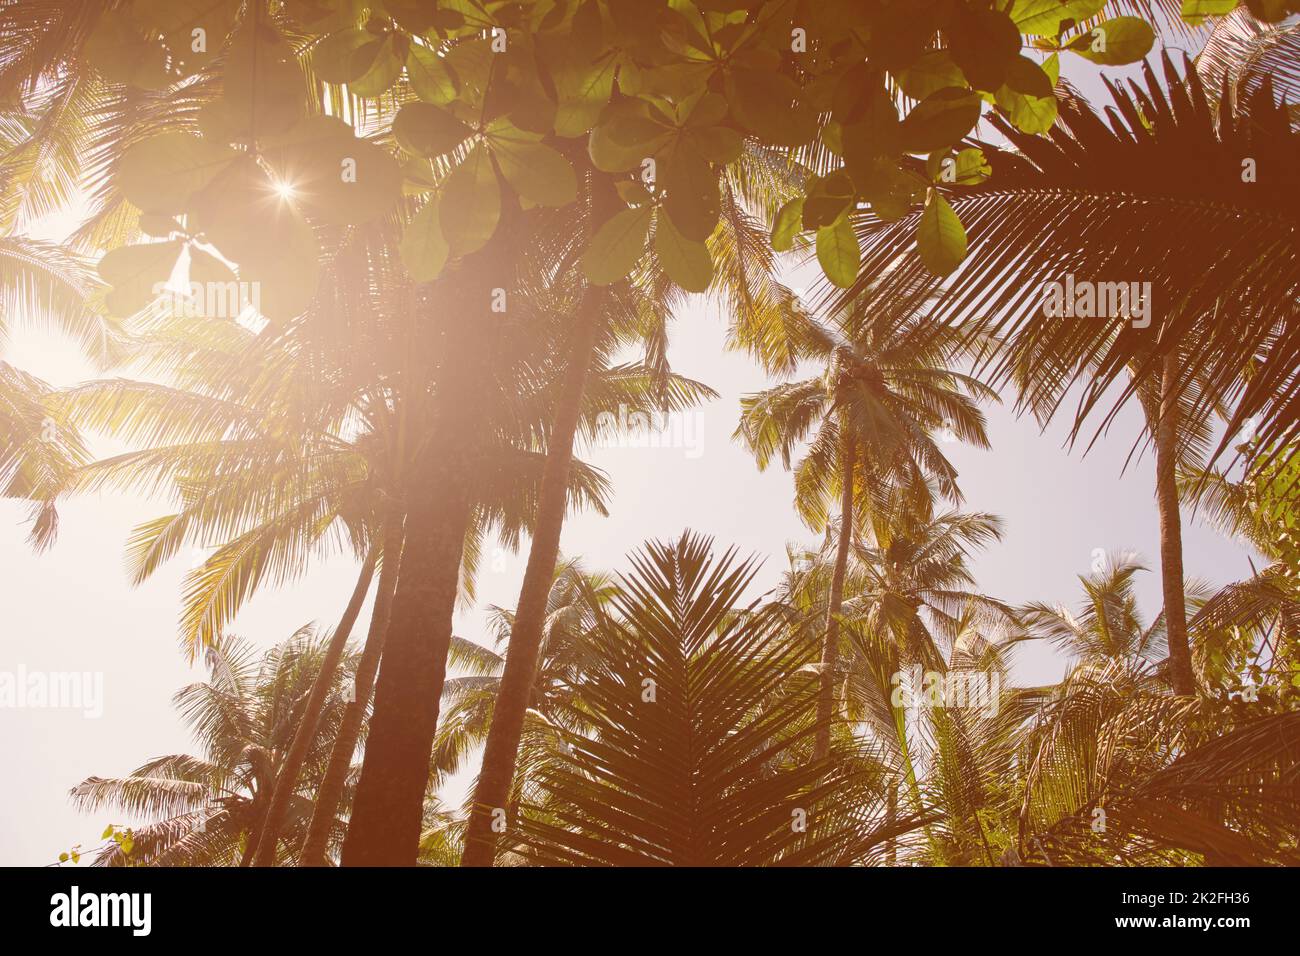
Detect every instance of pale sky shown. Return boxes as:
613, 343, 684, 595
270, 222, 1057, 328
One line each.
1, 42, 1252, 866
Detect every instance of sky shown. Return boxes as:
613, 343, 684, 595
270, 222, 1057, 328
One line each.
0, 33, 1255, 867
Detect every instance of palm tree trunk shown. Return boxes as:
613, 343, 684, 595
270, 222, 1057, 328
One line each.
459, 303, 601, 867
340, 227, 512, 866
459, 173, 615, 868
815, 428, 855, 760
297, 507, 404, 866
243, 547, 378, 866
1156, 351, 1196, 696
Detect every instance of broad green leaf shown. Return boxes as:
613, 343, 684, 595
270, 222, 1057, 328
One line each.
317, 139, 404, 224
98, 241, 182, 317
662, 142, 720, 242
262, 116, 403, 225
399, 199, 450, 282
816, 214, 859, 289
1010, 0, 1107, 36
917, 189, 967, 276
581, 206, 652, 285
348, 36, 404, 96
654, 210, 713, 293
132, 0, 236, 76
187, 157, 317, 277
552, 55, 616, 137
995, 57, 1059, 134
439, 145, 501, 257
615, 181, 652, 206
309, 27, 370, 84
220, 26, 306, 138
689, 125, 743, 164
948, 7, 1022, 91
393, 102, 474, 157
118, 133, 238, 214
930, 147, 991, 185
726, 69, 817, 146
407, 44, 457, 104
1180, 0, 1238, 24
771, 197, 805, 252
1043, 52, 1061, 86
1067, 17, 1156, 65
840, 87, 903, 181
385, 0, 446, 34
860, 159, 926, 221
84, 9, 172, 88
239, 207, 321, 320
681, 90, 728, 127
487, 123, 577, 207
802, 171, 855, 230
900, 89, 983, 154
590, 101, 667, 172
898, 52, 967, 101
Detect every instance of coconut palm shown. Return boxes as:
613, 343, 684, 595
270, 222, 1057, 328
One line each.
0, 232, 119, 547
459, 151, 807, 864
1020, 553, 1216, 693
838, 37, 1300, 465
1181, 448, 1300, 705
1012, 656, 1300, 866
512, 532, 933, 866
775, 503, 1022, 860
68, 627, 356, 866
736, 314, 996, 758
433, 560, 613, 789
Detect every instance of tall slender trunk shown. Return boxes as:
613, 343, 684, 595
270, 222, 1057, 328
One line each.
815, 427, 856, 760
243, 548, 378, 866
1156, 351, 1196, 696
297, 506, 403, 866
459, 173, 614, 868
885, 782, 898, 866
341, 221, 514, 866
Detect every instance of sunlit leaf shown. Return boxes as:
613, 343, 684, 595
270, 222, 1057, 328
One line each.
118, 133, 238, 215
1067, 18, 1156, 66
440, 145, 501, 257
917, 188, 967, 276
655, 210, 713, 292
816, 214, 860, 289
399, 198, 450, 282
581, 206, 652, 285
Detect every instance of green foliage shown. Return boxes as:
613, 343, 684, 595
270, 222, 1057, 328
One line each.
53, 0, 1189, 315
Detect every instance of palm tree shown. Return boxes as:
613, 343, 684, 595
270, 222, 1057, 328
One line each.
68, 628, 356, 866
433, 560, 613, 791
459, 150, 806, 864
0, 233, 116, 548
1013, 655, 1300, 866
736, 315, 996, 758
838, 29, 1300, 464
512, 532, 932, 865
835, 29, 1300, 692
1181, 449, 1300, 703
775, 503, 1020, 859
1021, 552, 1215, 683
